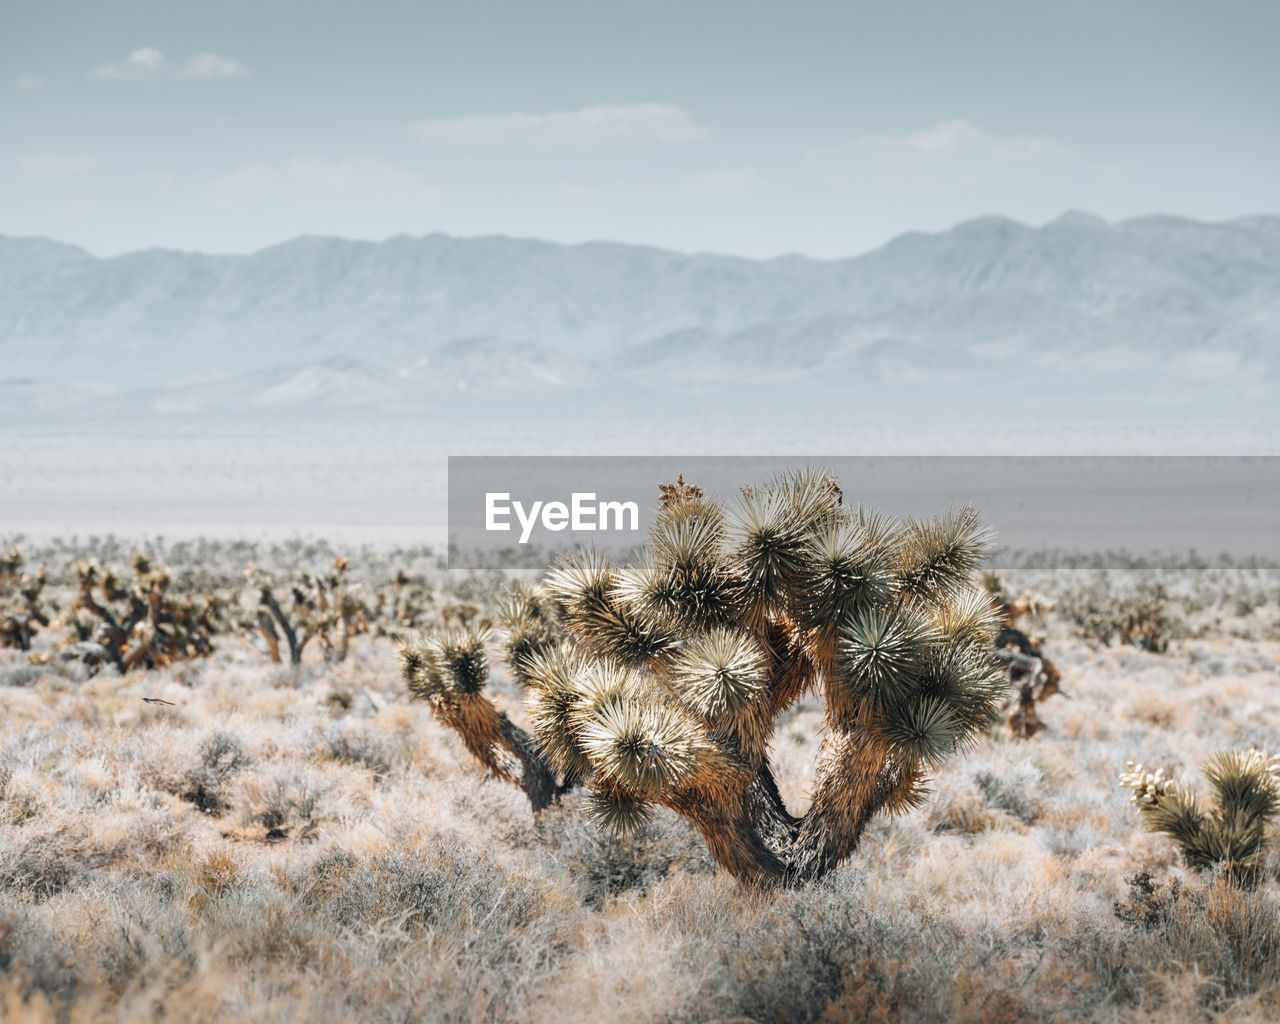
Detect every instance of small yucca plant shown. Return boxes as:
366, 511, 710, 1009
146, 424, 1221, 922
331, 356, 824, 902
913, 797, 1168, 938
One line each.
1121, 751, 1280, 886
400, 469, 1006, 885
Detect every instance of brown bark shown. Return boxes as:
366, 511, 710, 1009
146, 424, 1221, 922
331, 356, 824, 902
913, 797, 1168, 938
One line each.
432, 693, 575, 812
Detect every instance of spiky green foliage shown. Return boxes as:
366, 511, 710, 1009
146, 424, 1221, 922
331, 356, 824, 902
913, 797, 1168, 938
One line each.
669, 628, 767, 720
501, 469, 1004, 886
1121, 751, 1280, 885
548, 548, 677, 665
496, 583, 563, 685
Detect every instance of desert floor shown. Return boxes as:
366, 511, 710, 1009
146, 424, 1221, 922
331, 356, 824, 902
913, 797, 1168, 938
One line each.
2, 551, 1279, 1023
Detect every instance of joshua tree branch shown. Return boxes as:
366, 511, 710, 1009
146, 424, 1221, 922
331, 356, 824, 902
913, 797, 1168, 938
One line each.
260, 590, 303, 666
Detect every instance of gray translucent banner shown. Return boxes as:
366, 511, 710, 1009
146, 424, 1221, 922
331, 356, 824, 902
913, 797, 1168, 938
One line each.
447, 456, 1280, 569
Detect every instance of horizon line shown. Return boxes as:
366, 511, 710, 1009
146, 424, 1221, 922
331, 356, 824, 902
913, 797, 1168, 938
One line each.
3, 208, 1276, 265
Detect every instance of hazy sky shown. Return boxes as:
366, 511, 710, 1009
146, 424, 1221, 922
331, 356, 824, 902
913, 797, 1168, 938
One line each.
4, 0, 1278, 258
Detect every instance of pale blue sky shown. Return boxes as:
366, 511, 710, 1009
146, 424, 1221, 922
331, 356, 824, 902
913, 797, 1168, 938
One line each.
4, 0, 1278, 257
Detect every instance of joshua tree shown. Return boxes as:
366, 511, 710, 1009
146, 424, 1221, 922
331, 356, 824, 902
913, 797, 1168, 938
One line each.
1121, 751, 1280, 886
981, 572, 1065, 738
248, 557, 368, 667
0, 548, 50, 652
0, 547, 22, 590
994, 627, 1065, 739
375, 568, 434, 633
401, 469, 1007, 885
63, 553, 222, 672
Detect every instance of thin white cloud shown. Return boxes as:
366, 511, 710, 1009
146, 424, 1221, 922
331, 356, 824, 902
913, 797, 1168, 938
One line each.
804, 119, 1062, 175
14, 73, 46, 89
91, 48, 248, 81
410, 103, 702, 152
178, 53, 250, 81
19, 155, 97, 176
91, 47, 167, 80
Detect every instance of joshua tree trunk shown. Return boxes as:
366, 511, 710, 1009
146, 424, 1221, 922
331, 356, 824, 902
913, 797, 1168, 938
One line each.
260, 590, 304, 666
431, 694, 561, 810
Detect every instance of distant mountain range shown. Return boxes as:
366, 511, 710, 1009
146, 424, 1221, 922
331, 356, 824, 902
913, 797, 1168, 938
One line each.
2, 211, 1277, 420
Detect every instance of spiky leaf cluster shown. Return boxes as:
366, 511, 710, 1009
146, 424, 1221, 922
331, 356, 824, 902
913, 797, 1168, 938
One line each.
402, 627, 492, 699
1121, 752, 1280, 885
497, 583, 563, 685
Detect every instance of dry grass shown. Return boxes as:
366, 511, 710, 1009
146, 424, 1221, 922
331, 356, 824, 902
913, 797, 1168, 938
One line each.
1, 562, 1279, 1022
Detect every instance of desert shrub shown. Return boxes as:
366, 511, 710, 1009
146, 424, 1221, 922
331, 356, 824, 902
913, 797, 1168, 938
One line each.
973, 761, 1043, 824
0, 662, 43, 688
536, 805, 714, 907
314, 843, 537, 936
1039, 823, 1101, 858
93, 886, 200, 1001
693, 877, 1280, 1023
181, 849, 244, 916
1122, 880, 1280, 1008
402, 468, 1006, 886
1113, 871, 1186, 930
322, 685, 354, 711
689, 880, 972, 1024
0, 903, 80, 1007
1121, 750, 1280, 885
1061, 578, 1181, 652
0, 828, 88, 900
180, 730, 252, 815
0, 764, 40, 826
240, 773, 324, 841
297, 843, 571, 1020
312, 722, 401, 777
925, 776, 1000, 835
